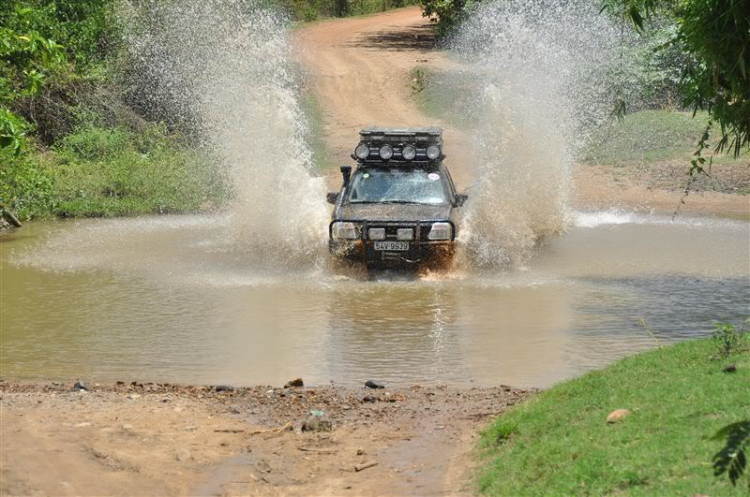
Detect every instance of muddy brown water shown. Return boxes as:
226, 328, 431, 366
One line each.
1, 211, 748, 389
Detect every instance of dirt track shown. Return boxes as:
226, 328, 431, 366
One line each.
0, 382, 531, 496
295, 7, 475, 187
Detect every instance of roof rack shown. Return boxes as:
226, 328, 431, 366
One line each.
359, 126, 443, 145
354, 126, 444, 164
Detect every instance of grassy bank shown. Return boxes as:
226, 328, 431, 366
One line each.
477, 331, 750, 495
300, 91, 334, 172
1, 124, 228, 220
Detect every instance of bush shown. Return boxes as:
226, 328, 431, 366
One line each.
50, 123, 228, 218
0, 146, 55, 219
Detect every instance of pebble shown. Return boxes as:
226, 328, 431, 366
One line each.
175, 448, 191, 462
365, 380, 385, 389
302, 414, 333, 432
127, 394, 141, 401
285, 378, 304, 388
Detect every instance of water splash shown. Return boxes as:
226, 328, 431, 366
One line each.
451, 0, 630, 267
118, 0, 329, 267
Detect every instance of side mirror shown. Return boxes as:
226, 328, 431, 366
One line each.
454, 193, 468, 207
340, 165, 352, 187
326, 192, 339, 205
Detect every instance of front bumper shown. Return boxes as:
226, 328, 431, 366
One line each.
329, 239, 455, 267
328, 221, 456, 267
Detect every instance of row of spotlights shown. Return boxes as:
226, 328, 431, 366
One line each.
354, 143, 440, 161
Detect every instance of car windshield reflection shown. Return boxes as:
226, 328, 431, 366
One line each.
348, 169, 449, 205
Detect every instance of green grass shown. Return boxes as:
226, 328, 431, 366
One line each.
1, 124, 229, 221
411, 67, 479, 129
582, 110, 747, 166
477, 334, 750, 496
300, 91, 334, 171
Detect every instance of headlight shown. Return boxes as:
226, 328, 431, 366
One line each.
396, 228, 413, 240
368, 228, 386, 240
426, 145, 441, 160
379, 144, 393, 160
428, 222, 452, 240
332, 222, 359, 240
402, 145, 416, 161
355, 143, 370, 159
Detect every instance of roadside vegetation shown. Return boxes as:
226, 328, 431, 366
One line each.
0, 1, 229, 222
411, 65, 750, 196
413, 68, 743, 157
300, 92, 334, 171
477, 324, 750, 495
286, 0, 418, 22
0, 0, 412, 225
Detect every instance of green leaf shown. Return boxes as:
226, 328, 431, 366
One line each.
712, 420, 750, 487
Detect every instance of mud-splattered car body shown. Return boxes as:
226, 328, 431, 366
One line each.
327, 127, 467, 269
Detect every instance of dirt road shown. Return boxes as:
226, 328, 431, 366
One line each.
296, 7, 748, 217
295, 7, 475, 187
0, 382, 531, 496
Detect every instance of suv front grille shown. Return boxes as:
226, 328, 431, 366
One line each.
364, 223, 420, 241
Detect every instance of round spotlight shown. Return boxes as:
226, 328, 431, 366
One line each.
426, 145, 441, 160
355, 143, 370, 159
379, 144, 394, 160
402, 145, 416, 161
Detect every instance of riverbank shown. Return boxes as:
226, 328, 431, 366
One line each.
0, 381, 532, 496
3, 336, 747, 495
477, 334, 750, 495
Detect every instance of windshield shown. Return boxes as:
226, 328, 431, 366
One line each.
348, 169, 449, 205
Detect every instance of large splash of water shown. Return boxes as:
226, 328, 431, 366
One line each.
119, 0, 329, 267
452, 0, 630, 267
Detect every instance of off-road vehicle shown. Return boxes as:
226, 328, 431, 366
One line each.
327, 126, 467, 269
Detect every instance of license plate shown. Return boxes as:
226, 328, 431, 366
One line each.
374, 241, 409, 251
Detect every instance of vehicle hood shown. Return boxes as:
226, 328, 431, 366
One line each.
335, 203, 452, 221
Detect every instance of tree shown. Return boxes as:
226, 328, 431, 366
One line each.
420, 0, 478, 36
1, 5, 66, 154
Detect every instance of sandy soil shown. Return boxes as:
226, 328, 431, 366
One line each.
0, 381, 531, 496
295, 7, 749, 217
